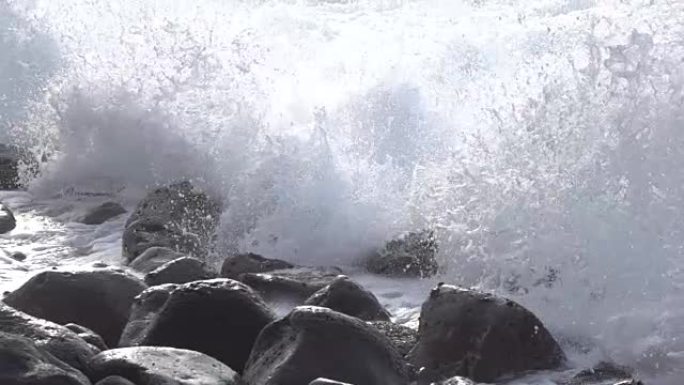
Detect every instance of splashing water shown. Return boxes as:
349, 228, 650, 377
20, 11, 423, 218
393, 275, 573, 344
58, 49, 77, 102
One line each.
2, 0, 684, 383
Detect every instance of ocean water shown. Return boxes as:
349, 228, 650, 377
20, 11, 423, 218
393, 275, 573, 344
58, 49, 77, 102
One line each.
1, 0, 683, 383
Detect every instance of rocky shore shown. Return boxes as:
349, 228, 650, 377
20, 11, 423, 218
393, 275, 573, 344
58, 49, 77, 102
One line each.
0, 181, 644, 385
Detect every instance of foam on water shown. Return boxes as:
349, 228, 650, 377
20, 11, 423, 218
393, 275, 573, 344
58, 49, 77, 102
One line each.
1, 0, 684, 383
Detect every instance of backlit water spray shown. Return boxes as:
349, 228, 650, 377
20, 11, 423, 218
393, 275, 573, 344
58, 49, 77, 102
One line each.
1, 0, 683, 383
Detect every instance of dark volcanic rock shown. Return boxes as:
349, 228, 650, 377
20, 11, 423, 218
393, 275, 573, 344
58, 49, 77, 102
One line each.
128, 247, 186, 273
239, 267, 343, 305
144, 257, 216, 286
10, 251, 27, 261
122, 181, 221, 261
220, 252, 294, 279
0, 331, 91, 385
94, 376, 136, 385
81, 202, 126, 225
88, 347, 240, 385
119, 279, 275, 372
0, 202, 17, 234
243, 306, 410, 385
65, 323, 108, 351
563, 362, 643, 385
366, 230, 439, 278
4, 268, 147, 347
0, 303, 99, 371
304, 276, 391, 321
406, 284, 565, 383
368, 321, 417, 357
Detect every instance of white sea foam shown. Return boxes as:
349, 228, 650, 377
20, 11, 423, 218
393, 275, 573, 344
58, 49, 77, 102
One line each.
1, 0, 683, 383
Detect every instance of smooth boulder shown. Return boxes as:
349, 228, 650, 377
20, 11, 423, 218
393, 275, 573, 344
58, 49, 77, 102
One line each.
119, 279, 275, 372
0, 332, 91, 385
88, 347, 240, 385
221, 252, 294, 279
0, 202, 17, 234
81, 202, 126, 225
128, 247, 186, 273
239, 267, 343, 305
366, 230, 439, 278
406, 284, 565, 383
4, 268, 147, 347
304, 276, 391, 321
144, 257, 216, 286
95, 376, 136, 385
368, 321, 418, 357
0, 303, 99, 371
243, 306, 410, 385
122, 181, 220, 261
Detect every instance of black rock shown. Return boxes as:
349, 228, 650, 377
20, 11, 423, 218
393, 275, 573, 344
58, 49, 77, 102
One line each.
304, 276, 391, 321
243, 306, 410, 385
366, 230, 439, 278
0, 303, 99, 371
94, 376, 136, 385
128, 247, 186, 273
4, 268, 148, 347
221, 252, 294, 279
123, 218, 203, 263
88, 347, 241, 385
119, 279, 275, 372
10, 251, 27, 261
81, 202, 126, 225
65, 323, 108, 351
144, 257, 217, 286
0, 202, 17, 234
122, 181, 221, 261
0, 331, 91, 385
406, 284, 565, 383
563, 362, 643, 385
239, 267, 344, 305
367, 321, 417, 357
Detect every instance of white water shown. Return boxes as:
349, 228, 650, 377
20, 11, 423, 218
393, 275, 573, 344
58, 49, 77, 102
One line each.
1, 0, 684, 383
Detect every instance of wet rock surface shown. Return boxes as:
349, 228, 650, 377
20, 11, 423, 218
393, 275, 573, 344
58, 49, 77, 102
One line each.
65, 323, 108, 351
128, 247, 186, 273
0, 331, 92, 385
562, 362, 643, 385
309, 379, 355, 385
122, 181, 221, 261
94, 376, 137, 385
406, 284, 565, 383
81, 202, 126, 225
0, 202, 17, 234
365, 230, 439, 278
0, 303, 99, 372
88, 347, 241, 385
119, 278, 275, 372
143, 257, 216, 286
4, 268, 148, 347
243, 306, 410, 385
239, 267, 344, 305
304, 276, 391, 321
367, 321, 418, 357
221, 252, 294, 279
